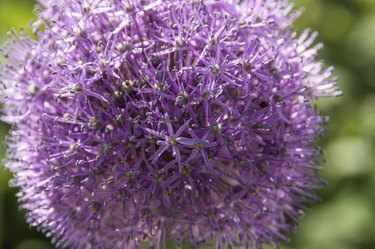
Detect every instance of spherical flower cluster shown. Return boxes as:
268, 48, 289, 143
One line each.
0, 0, 341, 248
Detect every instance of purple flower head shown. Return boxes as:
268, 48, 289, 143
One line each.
0, 0, 341, 248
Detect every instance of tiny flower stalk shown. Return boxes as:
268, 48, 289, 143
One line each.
0, 0, 341, 249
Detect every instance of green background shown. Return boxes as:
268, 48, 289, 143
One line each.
0, 0, 374, 248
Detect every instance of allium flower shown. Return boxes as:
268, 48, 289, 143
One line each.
0, 0, 341, 248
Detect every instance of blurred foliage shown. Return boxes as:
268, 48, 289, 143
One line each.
0, 0, 374, 249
